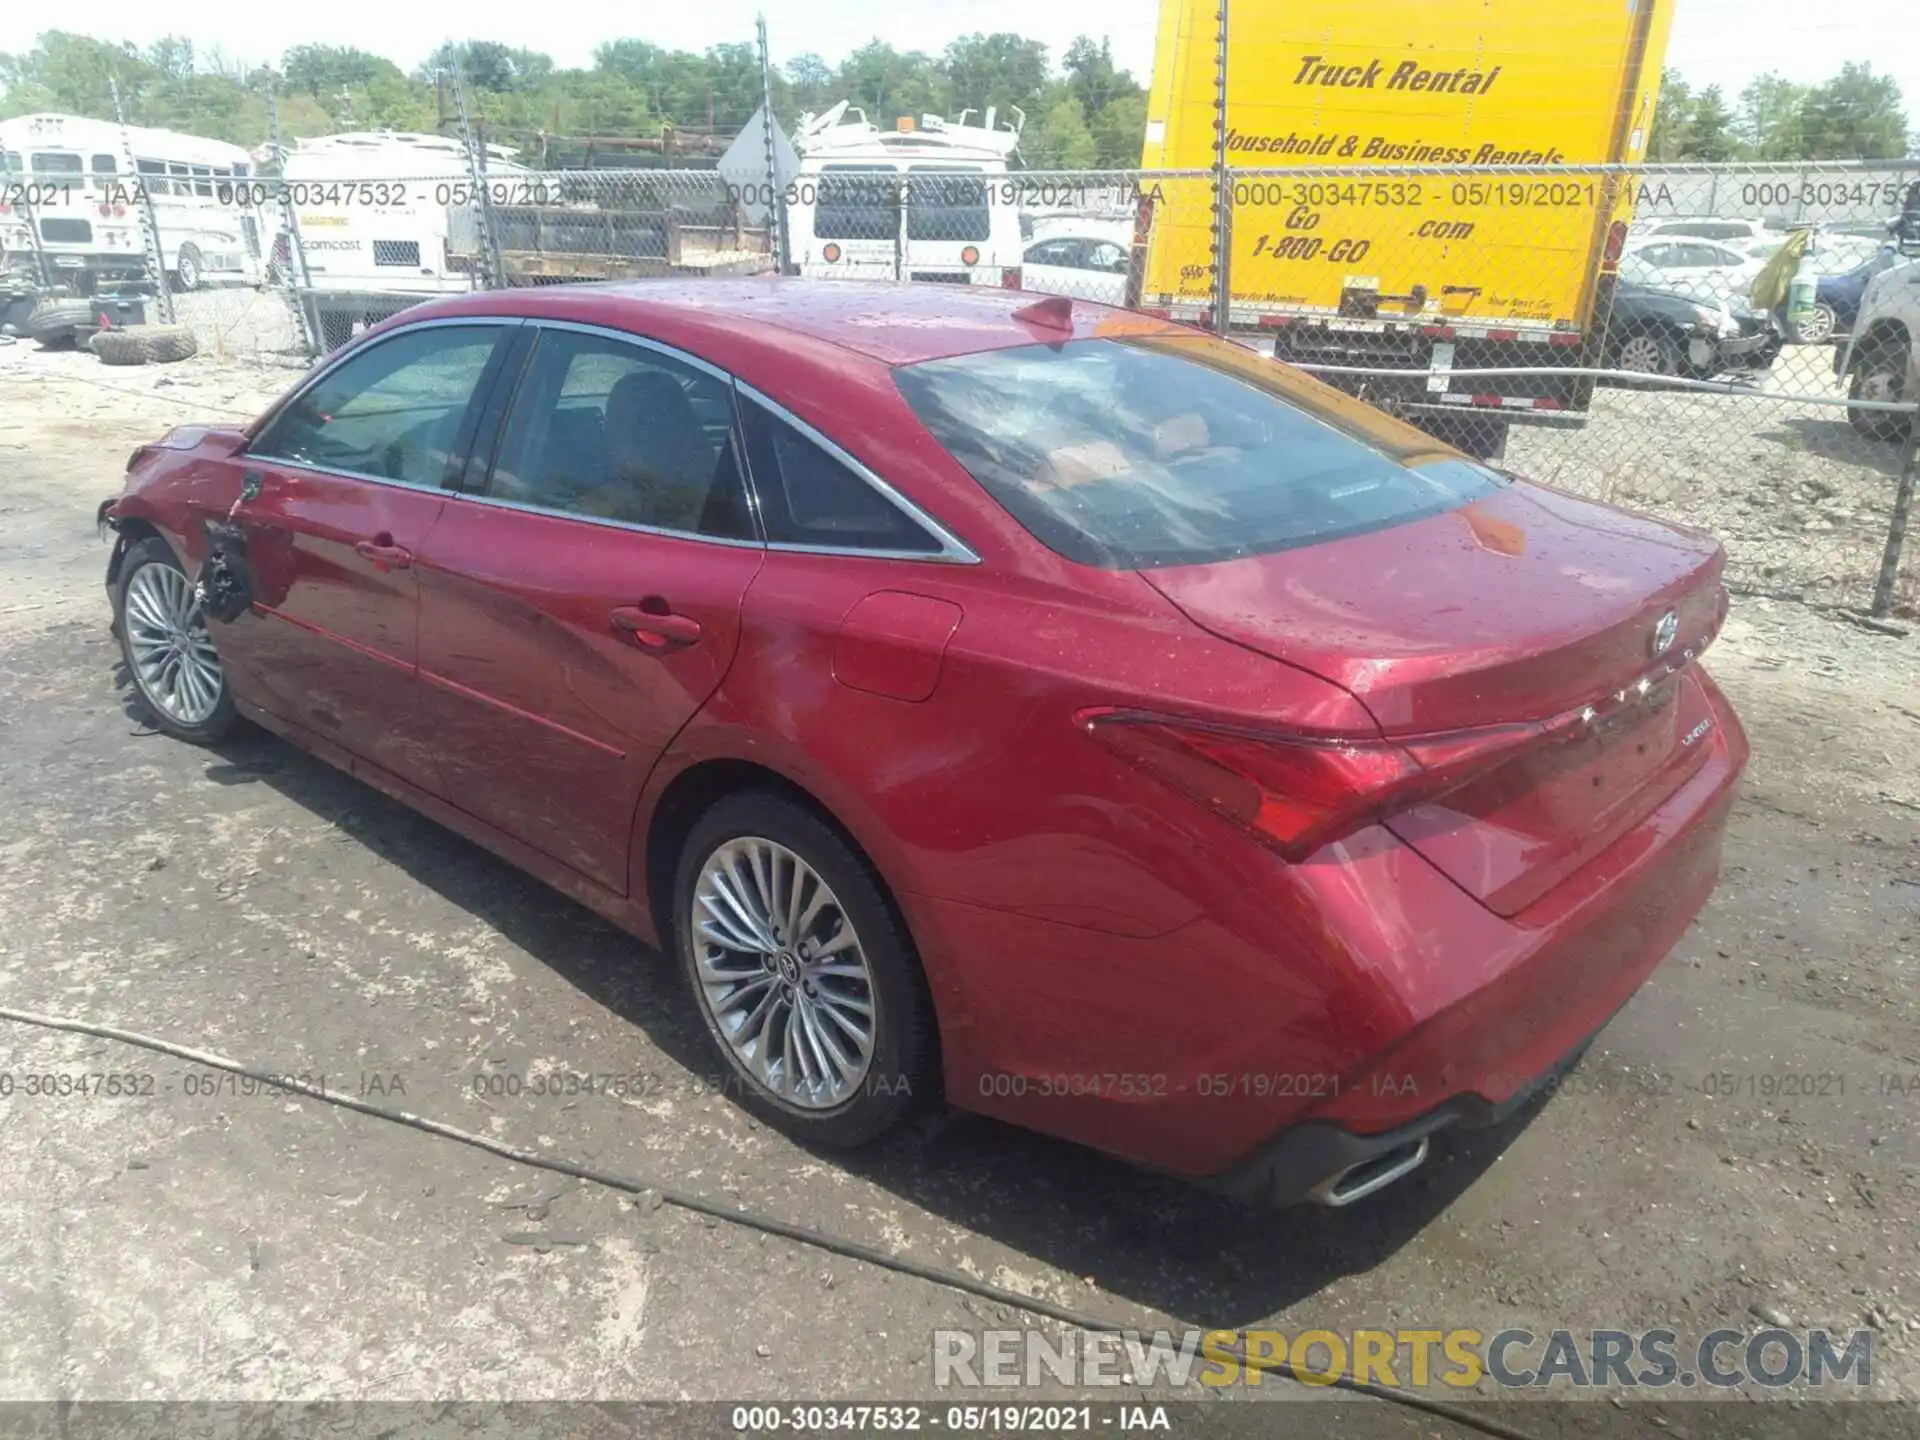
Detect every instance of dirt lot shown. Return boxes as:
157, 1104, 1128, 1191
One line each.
0, 342, 1917, 1436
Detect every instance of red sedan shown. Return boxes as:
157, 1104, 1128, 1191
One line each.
100, 280, 1746, 1207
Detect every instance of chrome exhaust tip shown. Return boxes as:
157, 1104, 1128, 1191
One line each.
1309, 1137, 1430, 1207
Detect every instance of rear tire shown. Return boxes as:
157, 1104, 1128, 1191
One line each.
673, 791, 935, 1148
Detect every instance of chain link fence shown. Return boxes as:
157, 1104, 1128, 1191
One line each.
56, 155, 1920, 615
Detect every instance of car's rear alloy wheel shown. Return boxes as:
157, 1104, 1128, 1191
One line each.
675, 792, 933, 1146
116, 536, 237, 743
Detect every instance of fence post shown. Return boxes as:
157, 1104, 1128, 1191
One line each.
756, 15, 789, 276
13, 182, 55, 291
1870, 419, 1920, 618
267, 85, 321, 360
452, 67, 503, 290
1209, 0, 1233, 337
111, 77, 176, 326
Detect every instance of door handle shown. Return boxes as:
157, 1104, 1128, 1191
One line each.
353, 539, 413, 570
610, 606, 702, 652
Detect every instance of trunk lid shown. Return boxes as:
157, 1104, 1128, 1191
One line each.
1141, 482, 1728, 915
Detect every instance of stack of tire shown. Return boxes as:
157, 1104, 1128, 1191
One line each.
26, 297, 198, 367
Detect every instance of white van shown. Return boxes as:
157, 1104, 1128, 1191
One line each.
0, 112, 261, 293
277, 131, 526, 347
787, 103, 1024, 288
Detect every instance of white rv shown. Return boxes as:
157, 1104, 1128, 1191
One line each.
277, 131, 526, 346
0, 112, 261, 293
786, 103, 1025, 288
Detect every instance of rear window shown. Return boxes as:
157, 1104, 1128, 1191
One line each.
894, 335, 1504, 569
906, 166, 989, 243
813, 166, 897, 241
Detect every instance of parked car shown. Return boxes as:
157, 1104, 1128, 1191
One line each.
1017, 227, 1133, 305
99, 280, 1749, 1208
1633, 216, 1773, 245
1802, 246, 1901, 345
1836, 231, 1920, 442
1604, 282, 1780, 379
1618, 238, 1766, 309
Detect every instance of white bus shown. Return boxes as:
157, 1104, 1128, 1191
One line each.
786, 102, 1026, 288
0, 112, 262, 293
276, 131, 526, 348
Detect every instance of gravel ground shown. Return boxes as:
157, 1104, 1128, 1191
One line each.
1, 342, 1917, 1435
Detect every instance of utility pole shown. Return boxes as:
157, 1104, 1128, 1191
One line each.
1209, 0, 1233, 337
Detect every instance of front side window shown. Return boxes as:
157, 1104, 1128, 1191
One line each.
739, 399, 942, 553
254, 324, 503, 486
485, 329, 753, 539
894, 335, 1503, 569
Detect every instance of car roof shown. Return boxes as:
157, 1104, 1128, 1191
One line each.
411, 276, 1183, 368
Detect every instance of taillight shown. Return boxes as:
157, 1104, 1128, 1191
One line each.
1602, 220, 1629, 272
98, 203, 111, 217
999, 266, 1022, 290
113, 203, 126, 217
960, 245, 980, 266
1079, 709, 1539, 861
822, 242, 842, 263
0, 202, 11, 215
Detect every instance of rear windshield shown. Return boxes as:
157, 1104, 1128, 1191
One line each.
894, 335, 1505, 569
813, 165, 897, 241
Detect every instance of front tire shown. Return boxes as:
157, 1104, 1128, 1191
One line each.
674, 791, 935, 1148
115, 535, 237, 744
1848, 337, 1913, 443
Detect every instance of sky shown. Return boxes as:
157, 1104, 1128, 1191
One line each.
7, 0, 1918, 124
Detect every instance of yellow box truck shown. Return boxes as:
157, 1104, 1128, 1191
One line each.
1134, 0, 1675, 455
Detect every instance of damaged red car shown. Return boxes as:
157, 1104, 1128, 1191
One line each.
100, 280, 1746, 1207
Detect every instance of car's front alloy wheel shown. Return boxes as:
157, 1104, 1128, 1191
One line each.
116, 535, 237, 743
675, 792, 933, 1146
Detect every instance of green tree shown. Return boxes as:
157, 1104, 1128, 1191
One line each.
1024, 94, 1097, 169
424, 41, 551, 93
1091, 90, 1148, 168
785, 54, 835, 117
1679, 84, 1737, 161
1736, 73, 1811, 160
941, 33, 1049, 118
281, 45, 407, 97
835, 42, 950, 124
1647, 68, 1693, 162
1801, 63, 1910, 159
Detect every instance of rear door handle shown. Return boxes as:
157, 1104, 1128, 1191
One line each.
353, 539, 413, 570
610, 606, 702, 652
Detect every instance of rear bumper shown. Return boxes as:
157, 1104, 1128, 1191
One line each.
1199, 1018, 1601, 1208
929, 671, 1748, 1186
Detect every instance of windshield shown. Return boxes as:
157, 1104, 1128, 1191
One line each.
895, 335, 1505, 569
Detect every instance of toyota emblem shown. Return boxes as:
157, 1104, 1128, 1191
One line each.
1651, 610, 1679, 656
